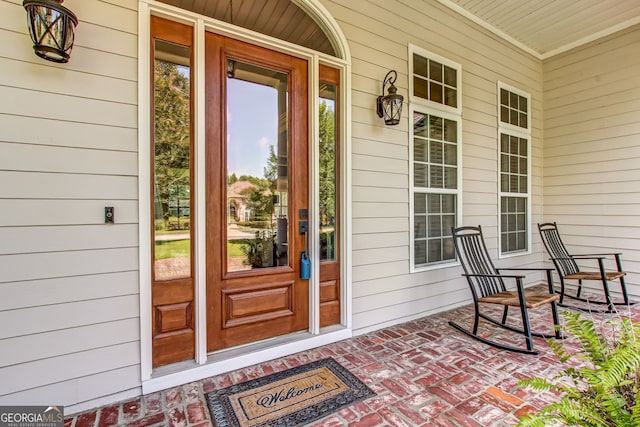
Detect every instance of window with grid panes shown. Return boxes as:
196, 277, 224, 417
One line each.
413, 112, 458, 267
412, 54, 458, 108
500, 87, 528, 129
410, 46, 461, 270
498, 82, 530, 254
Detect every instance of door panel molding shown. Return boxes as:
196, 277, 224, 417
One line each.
222, 280, 295, 328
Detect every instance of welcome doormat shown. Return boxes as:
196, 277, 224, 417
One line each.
206, 358, 375, 427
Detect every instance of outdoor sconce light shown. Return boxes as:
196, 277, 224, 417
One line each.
23, 0, 78, 63
376, 70, 403, 125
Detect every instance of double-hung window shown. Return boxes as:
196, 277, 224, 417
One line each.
498, 82, 531, 255
409, 45, 462, 271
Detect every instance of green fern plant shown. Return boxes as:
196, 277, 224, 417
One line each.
517, 311, 640, 427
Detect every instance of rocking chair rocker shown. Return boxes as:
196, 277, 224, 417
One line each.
449, 225, 563, 354
538, 222, 634, 313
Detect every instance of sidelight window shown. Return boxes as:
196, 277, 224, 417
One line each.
152, 39, 193, 281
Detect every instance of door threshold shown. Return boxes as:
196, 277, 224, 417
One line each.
143, 326, 351, 394
207, 330, 312, 362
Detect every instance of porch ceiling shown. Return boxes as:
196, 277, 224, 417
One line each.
439, 0, 640, 58
154, 0, 336, 55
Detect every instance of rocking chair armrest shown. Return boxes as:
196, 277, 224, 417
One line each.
550, 255, 605, 261
569, 252, 622, 257
568, 252, 624, 268
462, 273, 525, 280
496, 267, 554, 273
550, 253, 624, 274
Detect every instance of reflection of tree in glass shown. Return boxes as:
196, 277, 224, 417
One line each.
319, 101, 336, 260
319, 101, 336, 228
228, 172, 239, 185
241, 184, 273, 222
154, 60, 190, 229
263, 145, 278, 191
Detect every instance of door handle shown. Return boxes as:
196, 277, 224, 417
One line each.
299, 212, 310, 279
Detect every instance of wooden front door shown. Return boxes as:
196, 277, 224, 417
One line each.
205, 33, 309, 351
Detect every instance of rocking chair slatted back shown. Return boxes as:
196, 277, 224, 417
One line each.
453, 226, 506, 298
538, 222, 580, 276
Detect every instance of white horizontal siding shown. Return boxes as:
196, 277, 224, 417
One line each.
352, 170, 408, 188
353, 202, 408, 218
352, 153, 407, 174
352, 287, 469, 335
0, 365, 141, 409
0, 224, 138, 255
0, 271, 139, 311
353, 265, 461, 297
0, 318, 139, 368
0, 247, 139, 284
0, 57, 137, 105
352, 232, 407, 250
0, 200, 138, 226
0, 86, 137, 128
353, 246, 409, 266
352, 187, 408, 203
0, 295, 139, 340
352, 260, 407, 282
542, 24, 640, 297
0, 143, 137, 175
0, 172, 137, 199
0, 114, 137, 152
0, 342, 140, 396
352, 139, 408, 160
0, 0, 141, 411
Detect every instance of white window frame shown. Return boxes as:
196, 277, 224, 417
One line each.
497, 81, 531, 257
409, 45, 462, 272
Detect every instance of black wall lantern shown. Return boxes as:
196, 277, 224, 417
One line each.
23, 0, 78, 63
376, 70, 403, 125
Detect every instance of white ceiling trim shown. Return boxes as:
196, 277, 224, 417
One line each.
436, 0, 640, 60
435, 0, 540, 58
540, 15, 640, 59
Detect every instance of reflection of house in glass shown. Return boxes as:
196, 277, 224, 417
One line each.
227, 180, 257, 223
226, 179, 289, 271
227, 180, 288, 224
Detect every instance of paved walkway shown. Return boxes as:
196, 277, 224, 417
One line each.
64, 293, 639, 427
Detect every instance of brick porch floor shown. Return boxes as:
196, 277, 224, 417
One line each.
64, 296, 639, 427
